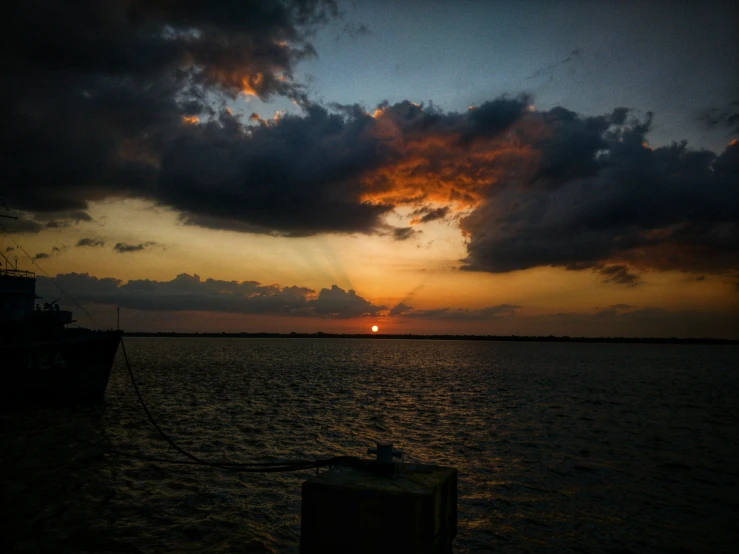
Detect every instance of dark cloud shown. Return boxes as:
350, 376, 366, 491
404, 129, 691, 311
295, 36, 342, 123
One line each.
2, 211, 92, 233
394, 304, 519, 321
701, 101, 739, 134
2, 0, 338, 216
1, 218, 43, 234
168, 97, 529, 236
532, 106, 611, 186
461, 96, 531, 143
163, 107, 394, 236
77, 238, 106, 248
35, 273, 383, 319
40, 211, 94, 229
410, 206, 450, 224
610, 107, 629, 126
113, 241, 156, 253
33, 211, 93, 223
389, 302, 413, 316
32, 245, 67, 260
305, 285, 386, 318
597, 264, 640, 286
461, 110, 739, 276
31, 272, 738, 337
3, 1, 533, 242
4, 0, 535, 241
2, 1, 736, 279
392, 227, 419, 241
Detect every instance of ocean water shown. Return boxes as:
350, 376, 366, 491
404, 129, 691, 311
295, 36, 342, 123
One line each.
1, 338, 737, 553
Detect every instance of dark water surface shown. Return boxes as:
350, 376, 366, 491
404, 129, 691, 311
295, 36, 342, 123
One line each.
1, 338, 737, 553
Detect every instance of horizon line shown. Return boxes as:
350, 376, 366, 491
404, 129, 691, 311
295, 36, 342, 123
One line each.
120, 331, 737, 345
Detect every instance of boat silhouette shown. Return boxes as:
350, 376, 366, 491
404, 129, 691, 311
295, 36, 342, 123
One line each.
1, 208, 120, 405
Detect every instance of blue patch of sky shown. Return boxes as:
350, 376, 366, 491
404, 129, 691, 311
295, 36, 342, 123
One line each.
228, 1, 737, 152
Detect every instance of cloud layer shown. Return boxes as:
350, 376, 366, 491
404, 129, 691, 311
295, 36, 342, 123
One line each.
388, 302, 519, 320
2, 1, 736, 280
460, 111, 738, 276
38, 272, 523, 323
3, 0, 337, 218
33, 273, 737, 338
37, 273, 384, 319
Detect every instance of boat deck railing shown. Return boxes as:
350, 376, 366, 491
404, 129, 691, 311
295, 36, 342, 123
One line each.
0, 268, 35, 278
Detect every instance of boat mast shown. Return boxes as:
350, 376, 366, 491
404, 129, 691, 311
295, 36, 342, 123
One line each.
0, 195, 20, 271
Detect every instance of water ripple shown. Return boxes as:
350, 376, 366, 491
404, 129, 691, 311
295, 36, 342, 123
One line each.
1, 338, 737, 553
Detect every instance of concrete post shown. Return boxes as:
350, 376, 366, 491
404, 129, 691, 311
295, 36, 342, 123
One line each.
301, 450, 457, 553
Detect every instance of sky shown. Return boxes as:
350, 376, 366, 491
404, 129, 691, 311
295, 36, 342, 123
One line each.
1, 0, 737, 338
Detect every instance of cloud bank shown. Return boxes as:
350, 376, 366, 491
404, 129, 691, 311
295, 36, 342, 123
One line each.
36, 273, 384, 319
2, 1, 737, 280
388, 303, 519, 320
33, 273, 737, 338
460, 111, 738, 276
3, 0, 337, 218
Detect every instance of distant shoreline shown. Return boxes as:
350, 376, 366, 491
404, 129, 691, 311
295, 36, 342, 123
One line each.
121, 332, 737, 345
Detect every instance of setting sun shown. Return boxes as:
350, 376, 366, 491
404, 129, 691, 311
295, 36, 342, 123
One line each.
371, 325, 379, 333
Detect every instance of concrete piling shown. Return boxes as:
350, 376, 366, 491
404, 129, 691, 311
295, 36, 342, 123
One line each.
300, 444, 457, 553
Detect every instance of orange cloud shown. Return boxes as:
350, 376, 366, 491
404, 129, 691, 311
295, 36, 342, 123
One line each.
240, 72, 264, 97
359, 110, 546, 214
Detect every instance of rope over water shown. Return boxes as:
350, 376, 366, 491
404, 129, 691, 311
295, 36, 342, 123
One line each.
119, 337, 343, 472
1, 224, 347, 472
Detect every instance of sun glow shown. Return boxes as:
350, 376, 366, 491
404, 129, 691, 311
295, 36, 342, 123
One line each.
371, 325, 379, 333
240, 73, 264, 97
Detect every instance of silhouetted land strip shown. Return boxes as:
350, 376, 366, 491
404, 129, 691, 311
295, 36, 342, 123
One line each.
122, 332, 737, 345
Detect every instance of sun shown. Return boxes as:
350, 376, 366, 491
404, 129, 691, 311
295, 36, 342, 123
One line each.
371, 325, 379, 333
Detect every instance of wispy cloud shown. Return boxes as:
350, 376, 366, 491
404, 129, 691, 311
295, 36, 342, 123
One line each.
389, 303, 520, 321
113, 241, 156, 254
76, 237, 105, 248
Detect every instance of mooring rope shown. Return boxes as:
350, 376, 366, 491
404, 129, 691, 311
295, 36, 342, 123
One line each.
118, 338, 342, 472
0, 227, 344, 472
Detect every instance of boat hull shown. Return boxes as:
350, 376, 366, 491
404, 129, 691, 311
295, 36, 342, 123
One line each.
1, 331, 121, 405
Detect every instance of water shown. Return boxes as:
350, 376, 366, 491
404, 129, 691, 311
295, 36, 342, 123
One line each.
1, 338, 737, 553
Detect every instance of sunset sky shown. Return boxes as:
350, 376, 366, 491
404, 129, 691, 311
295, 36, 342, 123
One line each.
2, 0, 737, 337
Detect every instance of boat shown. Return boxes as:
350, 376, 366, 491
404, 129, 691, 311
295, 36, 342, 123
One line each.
0, 247, 121, 406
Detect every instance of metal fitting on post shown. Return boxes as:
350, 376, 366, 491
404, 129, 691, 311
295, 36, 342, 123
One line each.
367, 442, 402, 474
